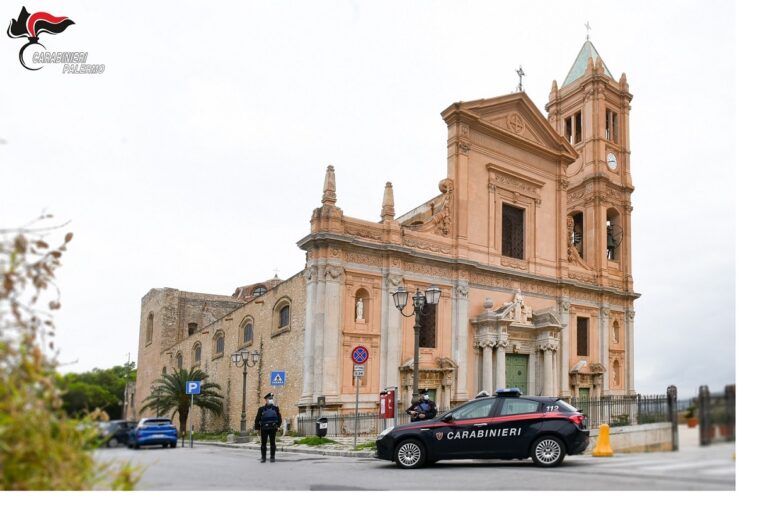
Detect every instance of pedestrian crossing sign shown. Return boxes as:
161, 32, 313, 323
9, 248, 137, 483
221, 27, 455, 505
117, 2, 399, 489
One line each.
270, 371, 286, 387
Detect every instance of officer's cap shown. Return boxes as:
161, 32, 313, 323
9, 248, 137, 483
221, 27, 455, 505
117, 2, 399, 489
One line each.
264, 392, 274, 399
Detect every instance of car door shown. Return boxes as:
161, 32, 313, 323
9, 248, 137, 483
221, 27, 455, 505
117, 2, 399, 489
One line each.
436, 398, 497, 459
491, 398, 543, 458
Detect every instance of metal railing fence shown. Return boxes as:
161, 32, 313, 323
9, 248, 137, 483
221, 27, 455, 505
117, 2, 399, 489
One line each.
570, 394, 669, 428
295, 393, 673, 437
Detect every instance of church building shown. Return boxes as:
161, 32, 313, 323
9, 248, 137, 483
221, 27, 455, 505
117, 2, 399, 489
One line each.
134, 39, 639, 430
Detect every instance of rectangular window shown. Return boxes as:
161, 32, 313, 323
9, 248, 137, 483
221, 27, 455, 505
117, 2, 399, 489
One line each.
577, 317, 589, 356
564, 111, 582, 144
606, 109, 619, 142
419, 303, 437, 348
502, 204, 525, 259
188, 323, 198, 336
574, 111, 582, 143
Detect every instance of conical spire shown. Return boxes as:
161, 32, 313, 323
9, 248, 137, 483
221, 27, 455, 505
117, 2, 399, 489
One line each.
322, 165, 337, 206
562, 40, 614, 87
381, 182, 395, 221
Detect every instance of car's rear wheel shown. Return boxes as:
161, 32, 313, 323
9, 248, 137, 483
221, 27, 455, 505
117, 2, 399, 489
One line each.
394, 439, 426, 469
531, 436, 565, 467
107, 438, 119, 448
171, 442, 177, 448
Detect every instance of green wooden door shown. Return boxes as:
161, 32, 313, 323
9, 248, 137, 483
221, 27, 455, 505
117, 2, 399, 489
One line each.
505, 354, 528, 394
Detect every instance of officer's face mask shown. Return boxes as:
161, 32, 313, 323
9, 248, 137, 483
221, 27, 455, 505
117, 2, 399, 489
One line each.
268, 399, 274, 405
423, 395, 429, 401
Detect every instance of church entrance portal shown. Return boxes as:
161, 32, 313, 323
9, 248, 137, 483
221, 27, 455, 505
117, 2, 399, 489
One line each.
506, 354, 528, 393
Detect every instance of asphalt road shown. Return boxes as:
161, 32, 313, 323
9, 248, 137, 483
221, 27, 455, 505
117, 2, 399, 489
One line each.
94, 441, 735, 491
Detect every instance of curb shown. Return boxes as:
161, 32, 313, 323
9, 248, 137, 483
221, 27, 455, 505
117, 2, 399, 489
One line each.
194, 441, 377, 459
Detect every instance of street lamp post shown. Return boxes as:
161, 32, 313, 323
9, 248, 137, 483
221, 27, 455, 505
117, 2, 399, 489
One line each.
231, 349, 260, 443
391, 284, 441, 401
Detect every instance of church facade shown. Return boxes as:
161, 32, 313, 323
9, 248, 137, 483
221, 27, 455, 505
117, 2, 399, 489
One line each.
134, 40, 639, 429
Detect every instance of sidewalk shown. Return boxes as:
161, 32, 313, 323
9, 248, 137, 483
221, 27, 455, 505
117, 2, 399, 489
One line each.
195, 434, 379, 458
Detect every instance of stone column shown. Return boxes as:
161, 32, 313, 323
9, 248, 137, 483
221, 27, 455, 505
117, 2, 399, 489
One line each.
626, 309, 636, 394
482, 343, 494, 393
539, 342, 558, 397
600, 306, 610, 395
322, 265, 344, 403
300, 266, 317, 405
453, 282, 470, 401
383, 273, 403, 399
558, 298, 571, 397
495, 330, 508, 391
312, 264, 327, 401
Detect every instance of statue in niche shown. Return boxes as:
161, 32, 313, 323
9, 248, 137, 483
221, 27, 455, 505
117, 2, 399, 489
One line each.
355, 297, 365, 321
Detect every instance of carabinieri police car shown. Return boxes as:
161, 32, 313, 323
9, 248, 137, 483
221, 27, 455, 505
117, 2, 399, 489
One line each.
375, 388, 589, 469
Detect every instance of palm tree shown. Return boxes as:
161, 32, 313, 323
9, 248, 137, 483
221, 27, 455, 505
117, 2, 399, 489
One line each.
140, 368, 224, 435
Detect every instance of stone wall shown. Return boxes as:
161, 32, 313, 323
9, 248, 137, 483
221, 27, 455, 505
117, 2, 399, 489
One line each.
586, 422, 673, 453
136, 273, 306, 433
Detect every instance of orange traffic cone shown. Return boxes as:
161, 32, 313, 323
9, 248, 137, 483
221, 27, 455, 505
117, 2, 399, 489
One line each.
592, 423, 614, 457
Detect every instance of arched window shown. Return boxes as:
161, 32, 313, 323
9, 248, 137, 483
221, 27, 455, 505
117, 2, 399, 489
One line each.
146, 312, 154, 345
241, 319, 254, 346
606, 209, 622, 261
176, 352, 183, 369
214, 331, 225, 356
193, 342, 202, 365
279, 305, 290, 328
568, 212, 584, 259
273, 298, 292, 334
612, 320, 620, 344
162, 366, 167, 375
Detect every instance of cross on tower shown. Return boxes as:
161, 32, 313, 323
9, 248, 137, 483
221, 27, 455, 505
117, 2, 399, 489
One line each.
516, 65, 525, 92
585, 21, 591, 41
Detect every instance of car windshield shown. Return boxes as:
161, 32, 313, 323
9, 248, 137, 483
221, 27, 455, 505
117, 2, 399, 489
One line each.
144, 419, 171, 426
555, 399, 579, 412
447, 398, 495, 420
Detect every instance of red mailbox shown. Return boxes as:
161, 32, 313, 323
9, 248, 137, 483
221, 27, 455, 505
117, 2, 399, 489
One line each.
379, 389, 395, 419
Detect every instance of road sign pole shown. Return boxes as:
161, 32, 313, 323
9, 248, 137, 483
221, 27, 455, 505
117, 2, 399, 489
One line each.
354, 374, 360, 449
190, 393, 194, 448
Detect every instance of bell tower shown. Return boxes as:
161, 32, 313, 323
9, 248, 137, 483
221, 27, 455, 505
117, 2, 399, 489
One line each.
546, 40, 634, 290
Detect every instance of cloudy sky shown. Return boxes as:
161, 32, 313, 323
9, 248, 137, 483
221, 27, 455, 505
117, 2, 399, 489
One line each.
0, 0, 744, 399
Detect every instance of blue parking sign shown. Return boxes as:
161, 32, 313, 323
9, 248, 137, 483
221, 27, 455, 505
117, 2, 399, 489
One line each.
186, 381, 201, 395
270, 371, 286, 387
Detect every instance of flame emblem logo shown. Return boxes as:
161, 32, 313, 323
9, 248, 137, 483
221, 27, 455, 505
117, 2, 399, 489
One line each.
435, 432, 443, 441
7, 6, 74, 70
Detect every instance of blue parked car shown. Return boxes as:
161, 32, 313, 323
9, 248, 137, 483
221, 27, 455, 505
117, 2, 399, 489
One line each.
127, 417, 178, 449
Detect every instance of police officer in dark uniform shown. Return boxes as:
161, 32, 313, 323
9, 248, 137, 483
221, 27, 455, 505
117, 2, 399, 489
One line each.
406, 389, 437, 422
254, 392, 282, 462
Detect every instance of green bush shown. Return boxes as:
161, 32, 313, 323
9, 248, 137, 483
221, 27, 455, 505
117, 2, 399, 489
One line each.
353, 441, 377, 451
294, 436, 337, 446
0, 221, 139, 489
609, 414, 630, 427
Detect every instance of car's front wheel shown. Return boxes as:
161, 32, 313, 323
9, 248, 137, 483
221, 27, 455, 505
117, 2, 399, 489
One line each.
107, 438, 119, 448
394, 439, 426, 469
531, 436, 565, 467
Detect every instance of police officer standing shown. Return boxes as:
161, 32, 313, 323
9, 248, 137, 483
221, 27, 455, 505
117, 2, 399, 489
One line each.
254, 392, 282, 463
406, 389, 437, 422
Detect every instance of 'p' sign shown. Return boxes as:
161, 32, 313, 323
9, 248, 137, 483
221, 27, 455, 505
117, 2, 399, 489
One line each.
186, 381, 201, 395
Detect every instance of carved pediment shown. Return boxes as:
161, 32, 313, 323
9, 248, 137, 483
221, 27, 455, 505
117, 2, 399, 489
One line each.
532, 309, 562, 328
442, 93, 579, 162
